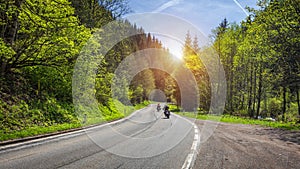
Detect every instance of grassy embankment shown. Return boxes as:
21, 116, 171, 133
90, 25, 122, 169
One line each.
169, 105, 300, 130
0, 100, 150, 142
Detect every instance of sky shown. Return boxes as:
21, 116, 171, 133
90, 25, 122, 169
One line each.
124, 0, 258, 58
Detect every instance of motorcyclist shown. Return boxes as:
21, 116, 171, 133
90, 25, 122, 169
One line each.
156, 103, 161, 112
163, 104, 170, 118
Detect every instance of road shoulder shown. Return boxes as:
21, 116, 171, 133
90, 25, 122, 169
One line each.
193, 120, 300, 169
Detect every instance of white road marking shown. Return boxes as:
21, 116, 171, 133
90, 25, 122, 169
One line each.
173, 114, 200, 169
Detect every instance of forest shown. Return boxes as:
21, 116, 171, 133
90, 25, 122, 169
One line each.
0, 0, 299, 140
181, 0, 299, 123
0, 0, 172, 139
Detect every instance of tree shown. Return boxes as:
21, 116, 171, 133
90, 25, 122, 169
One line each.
0, 0, 90, 74
69, 0, 130, 29
183, 31, 210, 111
183, 31, 193, 57
261, 0, 300, 120
209, 0, 300, 122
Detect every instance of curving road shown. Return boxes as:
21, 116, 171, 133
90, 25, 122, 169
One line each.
0, 104, 197, 169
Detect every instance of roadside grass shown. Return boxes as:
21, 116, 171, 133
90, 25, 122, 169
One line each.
0, 123, 81, 142
82, 100, 151, 126
0, 101, 151, 142
169, 105, 300, 130
134, 100, 151, 110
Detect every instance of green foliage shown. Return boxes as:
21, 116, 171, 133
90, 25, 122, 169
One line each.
24, 66, 73, 102
0, 99, 150, 141
0, 0, 91, 73
268, 98, 282, 118
0, 0, 163, 142
92, 20, 166, 106
69, 0, 130, 28
209, 0, 300, 121
78, 99, 149, 125
129, 69, 155, 105
134, 100, 151, 110
0, 98, 78, 133
183, 31, 210, 111
0, 39, 15, 60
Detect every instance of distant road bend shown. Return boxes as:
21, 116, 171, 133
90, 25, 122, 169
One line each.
0, 104, 197, 169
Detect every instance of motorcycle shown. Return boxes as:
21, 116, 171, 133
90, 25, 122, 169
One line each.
164, 109, 170, 119
156, 104, 161, 112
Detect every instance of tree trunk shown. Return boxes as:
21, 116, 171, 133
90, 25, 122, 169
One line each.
297, 89, 300, 122
1, 0, 23, 75
239, 54, 247, 110
282, 86, 286, 121
252, 63, 257, 118
256, 64, 262, 119
5, 0, 22, 45
1, 61, 6, 76
247, 61, 253, 117
264, 90, 267, 116
240, 92, 244, 110
229, 48, 234, 113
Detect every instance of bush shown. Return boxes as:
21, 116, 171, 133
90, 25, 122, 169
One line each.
0, 97, 77, 133
268, 98, 282, 119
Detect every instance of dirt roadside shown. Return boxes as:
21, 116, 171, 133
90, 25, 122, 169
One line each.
194, 120, 300, 169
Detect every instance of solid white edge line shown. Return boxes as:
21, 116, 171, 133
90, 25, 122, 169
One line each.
173, 114, 200, 169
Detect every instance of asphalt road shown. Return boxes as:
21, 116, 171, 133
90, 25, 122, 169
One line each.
0, 104, 196, 169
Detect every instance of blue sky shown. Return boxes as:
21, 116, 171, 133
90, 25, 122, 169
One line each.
124, 0, 258, 58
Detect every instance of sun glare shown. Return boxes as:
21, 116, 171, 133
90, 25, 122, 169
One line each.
155, 34, 184, 60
